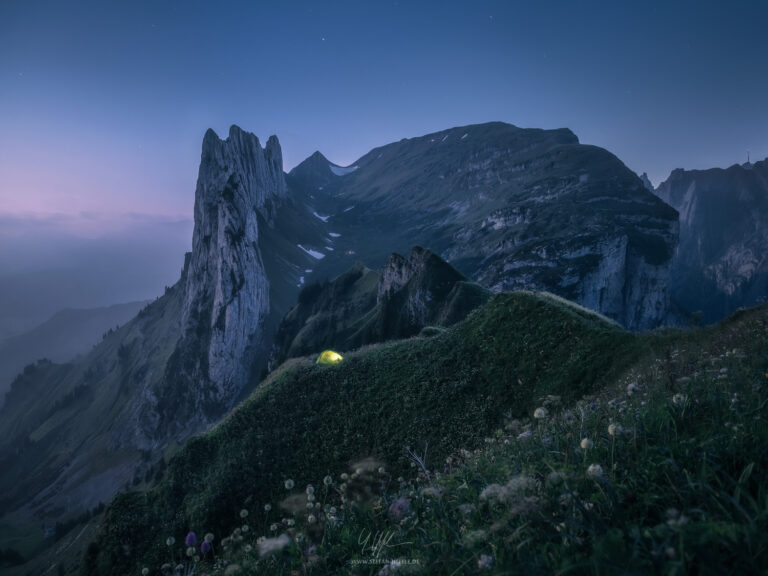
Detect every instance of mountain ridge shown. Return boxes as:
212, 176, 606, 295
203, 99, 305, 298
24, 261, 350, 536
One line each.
270, 246, 491, 367
289, 121, 678, 331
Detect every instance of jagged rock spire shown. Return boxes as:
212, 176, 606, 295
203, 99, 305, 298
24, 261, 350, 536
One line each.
177, 126, 286, 416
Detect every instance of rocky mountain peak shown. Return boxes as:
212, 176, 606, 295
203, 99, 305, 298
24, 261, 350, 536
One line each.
175, 126, 288, 420
377, 246, 465, 306
377, 247, 442, 302
640, 172, 655, 192
199, 126, 286, 208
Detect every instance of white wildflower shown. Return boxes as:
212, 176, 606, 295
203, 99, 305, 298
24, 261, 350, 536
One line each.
477, 554, 494, 571
257, 533, 291, 557
586, 463, 604, 478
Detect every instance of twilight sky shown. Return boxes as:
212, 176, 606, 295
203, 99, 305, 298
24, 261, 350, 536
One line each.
2, 0, 767, 221
0, 0, 767, 329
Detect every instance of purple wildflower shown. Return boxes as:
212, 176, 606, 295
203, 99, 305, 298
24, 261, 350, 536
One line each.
185, 531, 197, 547
200, 540, 211, 555
444, 465, 450, 473
388, 497, 411, 522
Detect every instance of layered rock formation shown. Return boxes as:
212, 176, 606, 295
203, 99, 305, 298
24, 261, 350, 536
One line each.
654, 159, 768, 323
289, 122, 679, 330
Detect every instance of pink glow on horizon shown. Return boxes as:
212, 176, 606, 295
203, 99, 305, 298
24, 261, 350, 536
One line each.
0, 128, 196, 220
0, 210, 193, 240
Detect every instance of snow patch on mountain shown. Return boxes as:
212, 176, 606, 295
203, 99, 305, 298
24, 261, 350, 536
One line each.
298, 244, 326, 259
330, 164, 358, 176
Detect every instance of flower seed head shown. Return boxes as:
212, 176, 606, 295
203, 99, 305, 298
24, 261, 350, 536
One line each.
586, 463, 604, 478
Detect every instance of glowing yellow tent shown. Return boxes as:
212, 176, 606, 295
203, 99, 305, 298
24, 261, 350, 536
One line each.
316, 350, 343, 365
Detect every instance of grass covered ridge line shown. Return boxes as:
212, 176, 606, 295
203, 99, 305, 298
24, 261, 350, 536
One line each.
83, 292, 641, 574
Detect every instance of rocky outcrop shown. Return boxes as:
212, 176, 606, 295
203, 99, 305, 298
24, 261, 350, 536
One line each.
640, 172, 654, 192
377, 247, 469, 328
655, 159, 768, 323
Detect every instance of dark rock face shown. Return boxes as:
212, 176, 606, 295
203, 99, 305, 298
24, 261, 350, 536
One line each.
655, 159, 768, 323
289, 122, 679, 330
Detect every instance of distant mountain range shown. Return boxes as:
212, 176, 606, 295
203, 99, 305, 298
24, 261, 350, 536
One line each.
2, 122, 767, 573
0, 301, 148, 407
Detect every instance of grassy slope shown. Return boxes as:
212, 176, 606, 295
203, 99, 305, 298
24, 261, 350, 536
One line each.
84, 296, 768, 575
83, 291, 639, 575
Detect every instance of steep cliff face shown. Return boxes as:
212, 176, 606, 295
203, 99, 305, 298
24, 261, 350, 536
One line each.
289, 122, 678, 331
377, 247, 472, 329
655, 159, 768, 323
165, 126, 286, 421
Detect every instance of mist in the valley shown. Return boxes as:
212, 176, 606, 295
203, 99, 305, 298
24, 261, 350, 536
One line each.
0, 213, 192, 340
